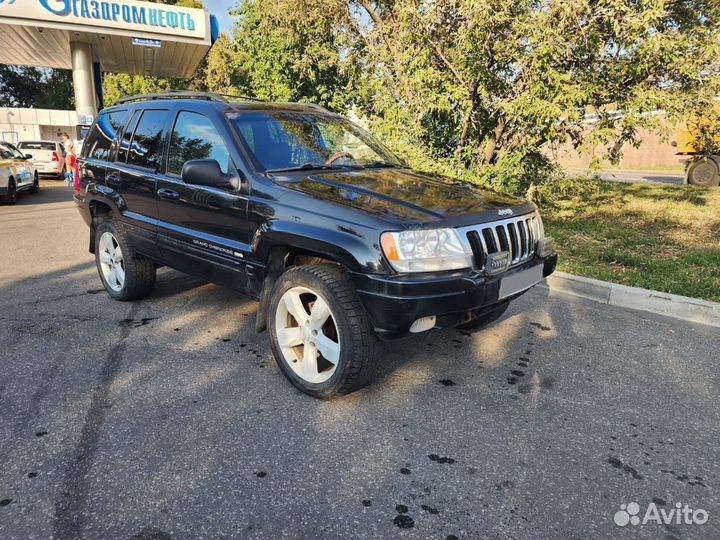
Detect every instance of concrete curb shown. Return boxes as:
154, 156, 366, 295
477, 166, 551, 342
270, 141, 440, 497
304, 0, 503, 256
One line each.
540, 271, 720, 328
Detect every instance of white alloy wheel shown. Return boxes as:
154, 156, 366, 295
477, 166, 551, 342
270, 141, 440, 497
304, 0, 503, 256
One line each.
98, 231, 125, 292
274, 286, 341, 383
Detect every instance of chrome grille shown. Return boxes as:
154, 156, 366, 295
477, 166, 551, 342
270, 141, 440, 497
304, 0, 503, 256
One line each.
458, 213, 541, 271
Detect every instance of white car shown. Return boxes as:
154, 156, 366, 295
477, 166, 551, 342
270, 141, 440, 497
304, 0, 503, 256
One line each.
0, 142, 40, 205
17, 140, 66, 179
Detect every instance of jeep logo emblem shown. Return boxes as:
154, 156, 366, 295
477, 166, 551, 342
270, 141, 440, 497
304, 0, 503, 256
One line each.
498, 208, 513, 216
485, 251, 511, 275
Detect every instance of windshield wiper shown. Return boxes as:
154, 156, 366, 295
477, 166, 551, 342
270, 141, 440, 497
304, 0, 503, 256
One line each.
265, 162, 345, 174
362, 161, 410, 169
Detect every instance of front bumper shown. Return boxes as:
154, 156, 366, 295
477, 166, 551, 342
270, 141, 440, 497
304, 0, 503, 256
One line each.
350, 254, 557, 339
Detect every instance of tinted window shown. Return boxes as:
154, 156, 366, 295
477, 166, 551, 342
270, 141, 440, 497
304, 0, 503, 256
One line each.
85, 110, 129, 161
228, 111, 399, 171
117, 110, 140, 163
127, 110, 168, 170
167, 111, 231, 175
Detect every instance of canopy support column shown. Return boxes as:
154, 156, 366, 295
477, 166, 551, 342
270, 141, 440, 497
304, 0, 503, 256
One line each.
70, 41, 97, 120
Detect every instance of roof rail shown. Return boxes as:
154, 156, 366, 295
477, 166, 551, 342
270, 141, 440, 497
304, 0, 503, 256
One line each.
115, 90, 267, 105
116, 90, 228, 104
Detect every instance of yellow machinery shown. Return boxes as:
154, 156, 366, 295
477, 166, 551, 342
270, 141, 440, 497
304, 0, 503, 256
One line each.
676, 103, 720, 186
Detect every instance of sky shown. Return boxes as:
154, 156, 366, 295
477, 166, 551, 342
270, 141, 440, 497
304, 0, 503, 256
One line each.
205, 0, 235, 34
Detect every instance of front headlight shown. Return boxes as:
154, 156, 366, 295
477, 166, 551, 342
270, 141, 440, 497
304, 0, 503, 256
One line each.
380, 228, 472, 273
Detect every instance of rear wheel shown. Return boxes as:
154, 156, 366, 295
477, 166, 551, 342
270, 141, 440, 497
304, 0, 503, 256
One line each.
29, 173, 39, 194
455, 302, 510, 331
686, 158, 720, 187
268, 264, 378, 398
94, 220, 156, 301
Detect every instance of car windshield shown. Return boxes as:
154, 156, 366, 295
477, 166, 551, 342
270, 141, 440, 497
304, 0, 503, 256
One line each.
18, 142, 55, 151
227, 110, 402, 172
0, 143, 23, 159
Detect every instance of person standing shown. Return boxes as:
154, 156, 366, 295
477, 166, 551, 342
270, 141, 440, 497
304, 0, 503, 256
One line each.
61, 132, 76, 185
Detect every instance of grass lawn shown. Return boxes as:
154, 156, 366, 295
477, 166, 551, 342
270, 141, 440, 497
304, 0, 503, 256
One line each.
542, 180, 720, 303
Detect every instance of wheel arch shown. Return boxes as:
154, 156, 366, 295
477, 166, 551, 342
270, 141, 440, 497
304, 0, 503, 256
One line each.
88, 199, 116, 254
254, 242, 351, 334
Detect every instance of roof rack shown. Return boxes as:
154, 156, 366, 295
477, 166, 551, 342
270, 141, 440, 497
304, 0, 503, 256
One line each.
115, 90, 266, 105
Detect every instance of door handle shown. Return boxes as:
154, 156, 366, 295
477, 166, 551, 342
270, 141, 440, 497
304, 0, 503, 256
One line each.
106, 172, 121, 186
158, 188, 180, 200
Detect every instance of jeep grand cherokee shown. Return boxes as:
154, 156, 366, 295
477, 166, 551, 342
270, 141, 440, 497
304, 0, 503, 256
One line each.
74, 91, 557, 398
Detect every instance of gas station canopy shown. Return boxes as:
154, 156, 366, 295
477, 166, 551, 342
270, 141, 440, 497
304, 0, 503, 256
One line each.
0, 0, 219, 119
0, 0, 217, 78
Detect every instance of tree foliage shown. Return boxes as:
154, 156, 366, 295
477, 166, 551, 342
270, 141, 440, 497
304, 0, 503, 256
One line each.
223, 0, 720, 193
0, 66, 74, 109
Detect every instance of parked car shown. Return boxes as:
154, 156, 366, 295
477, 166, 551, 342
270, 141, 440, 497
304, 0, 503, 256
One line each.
17, 140, 66, 179
0, 141, 40, 205
74, 91, 557, 398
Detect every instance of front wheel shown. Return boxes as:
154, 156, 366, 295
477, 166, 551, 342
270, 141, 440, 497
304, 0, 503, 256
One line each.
29, 173, 40, 194
94, 220, 156, 301
268, 264, 378, 398
2, 179, 17, 205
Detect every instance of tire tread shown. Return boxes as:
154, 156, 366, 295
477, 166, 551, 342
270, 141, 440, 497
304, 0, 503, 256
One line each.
269, 264, 378, 397
95, 220, 156, 301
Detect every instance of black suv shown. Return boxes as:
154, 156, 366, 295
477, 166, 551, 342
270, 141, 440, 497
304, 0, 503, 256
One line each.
75, 91, 557, 398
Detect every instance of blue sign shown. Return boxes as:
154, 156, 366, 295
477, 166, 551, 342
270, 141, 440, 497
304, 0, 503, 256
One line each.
35, 0, 197, 32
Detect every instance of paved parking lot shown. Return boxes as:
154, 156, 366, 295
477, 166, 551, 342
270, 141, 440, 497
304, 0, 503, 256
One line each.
1, 181, 719, 540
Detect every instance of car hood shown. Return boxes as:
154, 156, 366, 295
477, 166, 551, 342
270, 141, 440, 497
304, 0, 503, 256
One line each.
279, 168, 534, 226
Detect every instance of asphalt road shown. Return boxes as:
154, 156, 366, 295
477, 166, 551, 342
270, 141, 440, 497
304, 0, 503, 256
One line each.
565, 168, 685, 185
1, 181, 719, 540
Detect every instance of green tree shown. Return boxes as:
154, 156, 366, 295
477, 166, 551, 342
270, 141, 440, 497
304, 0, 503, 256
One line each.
0, 66, 74, 109
227, 0, 720, 193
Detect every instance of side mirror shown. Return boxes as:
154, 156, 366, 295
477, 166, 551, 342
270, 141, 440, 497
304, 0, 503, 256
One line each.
24, 154, 33, 160
181, 159, 235, 189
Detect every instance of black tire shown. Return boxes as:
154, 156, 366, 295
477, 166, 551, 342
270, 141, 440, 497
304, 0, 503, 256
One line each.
2, 178, 17, 205
686, 158, 720, 187
267, 264, 378, 398
29, 173, 39, 194
455, 301, 510, 331
94, 220, 156, 301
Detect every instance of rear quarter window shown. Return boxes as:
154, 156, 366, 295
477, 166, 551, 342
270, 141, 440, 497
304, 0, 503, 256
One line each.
83, 109, 130, 161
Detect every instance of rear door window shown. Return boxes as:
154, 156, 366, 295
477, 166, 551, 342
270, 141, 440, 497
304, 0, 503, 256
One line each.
116, 110, 141, 164
127, 109, 169, 170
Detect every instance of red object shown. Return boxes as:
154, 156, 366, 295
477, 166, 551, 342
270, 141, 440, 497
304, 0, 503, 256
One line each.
73, 163, 80, 193
52, 151, 59, 162
69, 155, 77, 168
